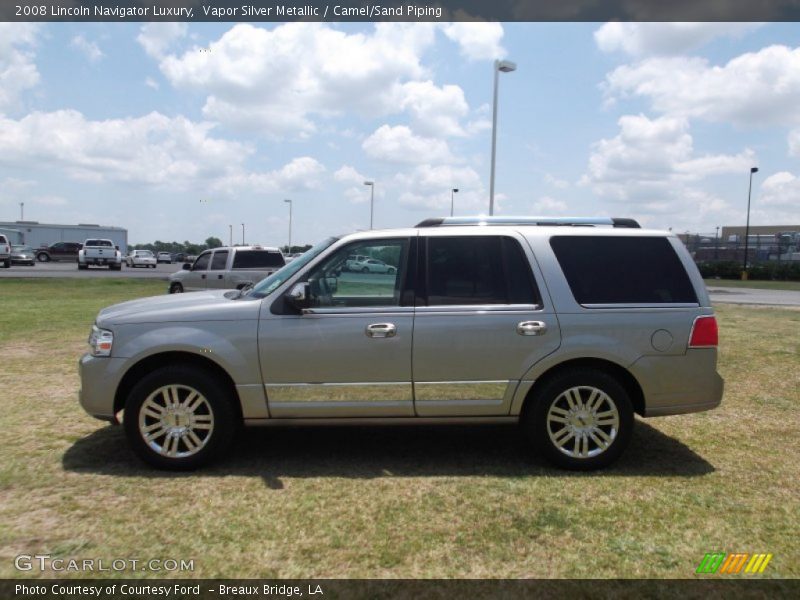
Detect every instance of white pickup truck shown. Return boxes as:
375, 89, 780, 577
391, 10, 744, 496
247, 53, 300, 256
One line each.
167, 245, 285, 293
78, 239, 122, 270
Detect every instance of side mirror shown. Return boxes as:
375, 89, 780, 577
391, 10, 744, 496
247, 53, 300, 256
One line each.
286, 282, 310, 310
182, 262, 192, 271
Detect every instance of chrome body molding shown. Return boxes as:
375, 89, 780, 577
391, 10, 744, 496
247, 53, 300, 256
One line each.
265, 382, 413, 403
244, 416, 520, 427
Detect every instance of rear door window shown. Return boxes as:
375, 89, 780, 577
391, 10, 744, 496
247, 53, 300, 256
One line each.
423, 236, 540, 306
550, 236, 698, 304
210, 250, 229, 270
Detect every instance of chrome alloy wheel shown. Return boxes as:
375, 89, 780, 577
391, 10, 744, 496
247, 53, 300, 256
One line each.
138, 385, 214, 458
546, 386, 620, 459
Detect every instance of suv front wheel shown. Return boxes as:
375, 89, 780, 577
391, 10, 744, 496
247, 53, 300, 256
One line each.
524, 368, 634, 470
123, 366, 237, 470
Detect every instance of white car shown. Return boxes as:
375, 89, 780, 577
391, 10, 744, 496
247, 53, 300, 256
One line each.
156, 252, 173, 264
347, 257, 396, 274
126, 250, 157, 268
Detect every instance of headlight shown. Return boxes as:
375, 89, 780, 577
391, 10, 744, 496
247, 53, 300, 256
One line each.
88, 324, 114, 357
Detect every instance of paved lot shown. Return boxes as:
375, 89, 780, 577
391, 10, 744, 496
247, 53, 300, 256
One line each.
0, 261, 176, 279
707, 286, 800, 307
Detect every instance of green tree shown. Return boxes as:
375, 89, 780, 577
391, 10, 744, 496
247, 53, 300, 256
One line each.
205, 236, 223, 249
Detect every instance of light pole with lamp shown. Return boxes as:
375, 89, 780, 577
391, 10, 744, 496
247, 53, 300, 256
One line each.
450, 188, 459, 216
228, 224, 232, 247
364, 181, 375, 229
284, 199, 293, 253
715, 226, 720, 260
20, 202, 24, 220
742, 167, 759, 280
489, 59, 516, 216
241, 223, 245, 246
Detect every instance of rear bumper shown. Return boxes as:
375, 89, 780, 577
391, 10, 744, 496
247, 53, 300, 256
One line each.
629, 349, 724, 417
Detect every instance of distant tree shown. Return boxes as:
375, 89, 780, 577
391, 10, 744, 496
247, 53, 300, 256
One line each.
205, 236, 223, 249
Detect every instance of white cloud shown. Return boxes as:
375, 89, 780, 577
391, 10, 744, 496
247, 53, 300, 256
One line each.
334, 165, 368, 185
759, 171, 800, 208
71, 35, 103, 63
0, 23, 40, 113
212, 157, 326, 195
137, 23, 188, 59
532, 196, 568, 214
441, 22, 505, 60
594, 22, 760, 57
603, 45, 800, 127
544, 173, 570, 189
155, 23, 474, 138
362, 125, 453, 165
145, 77, 159, 90
582, 114, 753, 220
789, 128, 800, 157
394, 164, 485, 212
0, 110, 252, 189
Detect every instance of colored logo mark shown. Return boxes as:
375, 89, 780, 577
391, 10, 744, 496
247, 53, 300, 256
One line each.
696, 553, 772, 574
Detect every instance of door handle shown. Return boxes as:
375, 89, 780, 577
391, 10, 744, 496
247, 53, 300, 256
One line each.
517, 321, 547, 336
201, 274, 206, 279
217, 274, 223, 279
366, 323, 396, 338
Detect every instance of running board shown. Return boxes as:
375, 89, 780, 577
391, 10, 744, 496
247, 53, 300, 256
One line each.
244, 416, 519, 427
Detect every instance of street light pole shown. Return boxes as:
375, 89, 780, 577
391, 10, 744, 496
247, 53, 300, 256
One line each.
364, 181, 375, 229
241, 223, 245, 246
742, 167, 759, 279
489, 59, 516, 216
229, 224, 232, 247
284, 199, 292, 252
715, 226, 720, 260
450, 188, 459, 217
20, 202, 24, 220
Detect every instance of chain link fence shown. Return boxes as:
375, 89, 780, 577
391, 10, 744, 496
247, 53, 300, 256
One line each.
679, 232, 800, 280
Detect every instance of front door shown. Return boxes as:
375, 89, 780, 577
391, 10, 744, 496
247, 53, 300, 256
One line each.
412, 234, 561, 416
183, 251, 211, 291
259, 237, 415, 418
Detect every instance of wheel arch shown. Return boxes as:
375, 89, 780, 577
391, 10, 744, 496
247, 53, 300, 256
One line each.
113, 351, 243, 422
519, 357, 645, 418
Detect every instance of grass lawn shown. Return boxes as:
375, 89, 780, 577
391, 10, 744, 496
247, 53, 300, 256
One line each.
704, 278, 800, 291
1, 279, 798, 579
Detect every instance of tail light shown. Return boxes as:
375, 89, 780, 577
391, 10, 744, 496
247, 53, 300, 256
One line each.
689, 315, 718, 348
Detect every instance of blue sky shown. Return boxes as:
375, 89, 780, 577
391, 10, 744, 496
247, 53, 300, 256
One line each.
1, 21, 799, 246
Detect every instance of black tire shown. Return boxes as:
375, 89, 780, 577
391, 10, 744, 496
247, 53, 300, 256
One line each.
110, 264, 121, 271
361, 266, 369, 273
387, 267, 396, 275
522, 368, 634, 471
123, 365, 238, 470
2, 259, 10, 268
78, 263, 88, 270
169, 282, 183, 294
37, 253, 49, 262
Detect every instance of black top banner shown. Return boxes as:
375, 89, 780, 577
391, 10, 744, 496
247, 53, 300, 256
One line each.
4, 0, 800, 22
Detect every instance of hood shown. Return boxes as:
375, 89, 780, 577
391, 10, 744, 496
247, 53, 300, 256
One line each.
96, 289, 261, 326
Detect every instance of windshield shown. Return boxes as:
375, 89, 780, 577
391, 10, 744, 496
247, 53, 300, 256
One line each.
248, 236, 339, 299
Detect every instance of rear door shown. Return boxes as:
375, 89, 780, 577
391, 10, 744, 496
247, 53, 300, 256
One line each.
412, 233, 561, 416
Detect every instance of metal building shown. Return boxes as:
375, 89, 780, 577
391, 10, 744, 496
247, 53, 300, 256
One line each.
0, 221, 128, 254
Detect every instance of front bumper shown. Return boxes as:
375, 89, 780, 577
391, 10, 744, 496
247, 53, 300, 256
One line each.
78, 353, 129, 422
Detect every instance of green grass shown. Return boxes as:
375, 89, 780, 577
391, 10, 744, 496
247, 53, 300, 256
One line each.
0, 279, 798, 579
704, 278, 800, 291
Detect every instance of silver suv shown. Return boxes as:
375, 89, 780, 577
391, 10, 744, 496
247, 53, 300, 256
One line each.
79, 217, 723, 471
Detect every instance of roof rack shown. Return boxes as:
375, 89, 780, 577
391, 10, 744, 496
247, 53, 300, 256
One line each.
415, 216, 641, 228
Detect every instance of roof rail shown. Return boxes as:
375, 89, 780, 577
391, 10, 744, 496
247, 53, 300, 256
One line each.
415, 216, 641, 228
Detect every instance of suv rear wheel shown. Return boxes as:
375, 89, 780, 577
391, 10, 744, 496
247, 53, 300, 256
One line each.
123, 366, 238, 470
524, 368, 634, 470
169, 282, 183, 294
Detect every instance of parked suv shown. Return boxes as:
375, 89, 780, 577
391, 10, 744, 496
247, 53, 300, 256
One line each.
168, 246, 285, 293
79, 216, 723, 471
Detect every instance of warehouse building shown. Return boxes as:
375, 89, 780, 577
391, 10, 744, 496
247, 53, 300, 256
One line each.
0, 221, 128, 254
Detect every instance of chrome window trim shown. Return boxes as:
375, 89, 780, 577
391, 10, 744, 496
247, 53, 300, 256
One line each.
301, 307, 414, 316
580, 303, 700, 309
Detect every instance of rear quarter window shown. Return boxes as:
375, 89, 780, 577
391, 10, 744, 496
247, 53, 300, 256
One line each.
550, 236, 697, 305
232, 250, 286, 269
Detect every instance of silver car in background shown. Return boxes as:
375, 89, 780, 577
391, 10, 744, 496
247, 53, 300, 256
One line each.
79, 216, 723, 471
